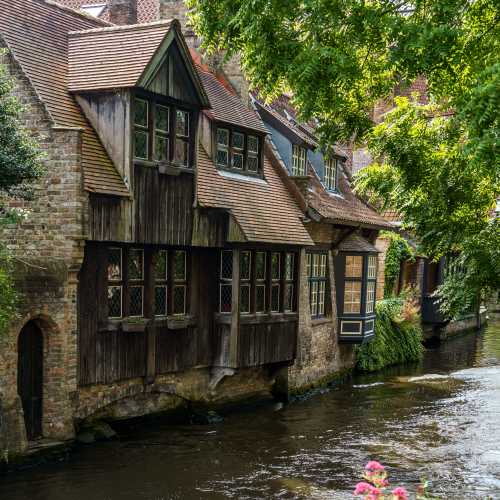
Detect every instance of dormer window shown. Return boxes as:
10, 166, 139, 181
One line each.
216, 126, 261, 174
133, 95, 193, 168
292, 144, 307, 176
324, 157, 339, 191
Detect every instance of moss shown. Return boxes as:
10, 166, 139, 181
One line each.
355, 297, 424, 372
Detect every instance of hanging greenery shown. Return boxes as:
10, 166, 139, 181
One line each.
356, 297, 423, 373
382, 231, 415, 298
0, 246, 17, 335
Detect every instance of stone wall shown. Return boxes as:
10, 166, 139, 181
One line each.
288, 249, 356, 393
0, 48, 86, 457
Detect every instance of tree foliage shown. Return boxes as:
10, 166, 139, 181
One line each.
0, 56, 44, 334
187, 0, 499, 313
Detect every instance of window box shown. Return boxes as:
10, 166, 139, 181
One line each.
122, 317, 149, 333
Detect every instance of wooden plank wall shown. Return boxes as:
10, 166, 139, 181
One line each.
88, 168, 194, 245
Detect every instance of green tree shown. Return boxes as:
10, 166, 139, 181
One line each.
0, 55, 44, 333
187, 0, 499, 316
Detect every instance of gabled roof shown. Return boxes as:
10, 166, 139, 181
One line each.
197, 146, 313, 246
0, 0, 129, 197
195, 61, 268, 134
337, 234, 379, 253
68, 19, 210, 107
307, 166, 393, 229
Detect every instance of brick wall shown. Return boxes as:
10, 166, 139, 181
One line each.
0, 48, 86, 455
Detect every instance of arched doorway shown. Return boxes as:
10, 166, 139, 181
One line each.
17, 321, 43, 440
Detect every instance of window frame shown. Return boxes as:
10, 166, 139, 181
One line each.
324, 156, 339, 191
219, 250, 298, 315
106, 246, 190, 321
215, 124, 263, 176
307, 251, 329, 319
132, 91, 196, 169
292, 144, 307, 176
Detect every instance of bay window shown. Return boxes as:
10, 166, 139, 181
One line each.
216, 126, 262, 174
334, 249, 379, 343
133, 95, 193, 168
219, 250, 297, 314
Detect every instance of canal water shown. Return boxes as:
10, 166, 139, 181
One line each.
1, 322, 499, 500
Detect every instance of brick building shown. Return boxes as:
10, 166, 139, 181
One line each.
0, 0, 392, 458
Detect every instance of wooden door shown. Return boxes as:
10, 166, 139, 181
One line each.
17, 322, 43, 440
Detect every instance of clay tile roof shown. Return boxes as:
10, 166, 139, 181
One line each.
196, 66, 268, 134
68, 20, 173, 92
0, 0, 129, 197
308, 168, 393, 230
52, 0, 159, 23
337, 233, 379, 253
197, 146, 313, 246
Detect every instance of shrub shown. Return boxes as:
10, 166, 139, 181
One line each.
0, 245, 17, 335
356, 297, 423, 373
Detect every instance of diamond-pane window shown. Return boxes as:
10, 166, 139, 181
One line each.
134, 130, 148, 160
248, 136, 258, 153
285, 253, 294, 280
240, 284, 251, 314
129, 285, 144, 317
233, 131, 244, 149
271, 253, 281, 280
256, 284, 266, 313
128, 249, 144, 280
271, 283, 280, 312
284, 283, 294, 312
154, 285, 167, 316
108, 248, 122, 281
173, 251, 186, 280
217, 128, 229, 146
172, 285, 186, 315
156, 105, 169, 132
255, 252, 266, 280
240, 251, 251, 280
217, 148, 229, 166
155, 135, 169, 162
220, 284, 232, 313
220, 251, 233, 280
247, 155, 258, 172
134, 99, 148, 127
155, 250, 168, 280
233, 152, 244, 169
176, 110, 189, 137
108, 285, 122, 318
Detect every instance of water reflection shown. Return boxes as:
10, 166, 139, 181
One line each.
1, 323, 499, 500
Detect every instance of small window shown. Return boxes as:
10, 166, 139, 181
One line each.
284, 253, 295, 312
134, 99, 149, 160
366, 282, 376, 314
324, 157, 338, 190
220, 250, 233, 313
271, 253, 281, 312
172, 251, 187, 315
344, 281, 362, 314
240, 251, 251, 314
154, 105, 169, 162
292, 144, 307, 176
128, 249, 144, 317
346, 255, 363, 278
216, 126, 261, 174
107, 248, 123, 319
367, 255, 378, 279
154, 250, 168, 317
174, 110, 190, 167
255, 251, 266, 313
308, 252, 328, 318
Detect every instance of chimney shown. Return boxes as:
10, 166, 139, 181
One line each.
108, 0, 138, 25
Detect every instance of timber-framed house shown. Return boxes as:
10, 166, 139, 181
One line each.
0, 0, 392, 456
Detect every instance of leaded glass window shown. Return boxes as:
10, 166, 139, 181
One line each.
308, 252, 328, 318
216, 126, 261, 174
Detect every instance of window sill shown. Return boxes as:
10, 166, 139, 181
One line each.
134, 160, 194, 175
155, 315, 196, 330
214, 312, 298, 325
99, 317, 149, 333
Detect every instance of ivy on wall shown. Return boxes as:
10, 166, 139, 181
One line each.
356, 297, 423, 373
0, 246, 17, 335
382, 231, 415, 298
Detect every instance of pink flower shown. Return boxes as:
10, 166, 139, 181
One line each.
365, 461, 385, 471
354, 482, 373, 495
391, 486, 409, 500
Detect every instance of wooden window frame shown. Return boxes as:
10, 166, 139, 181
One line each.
106, 246, 190, 321
133, 92, 195, 169
365, 255, 378, 314
307, 251, 328, 318
324, 157, 339, 191
343, 254, 363, 315
219, 249, 298, 314
215, 125, 263, 176
292, 144, 307, 176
